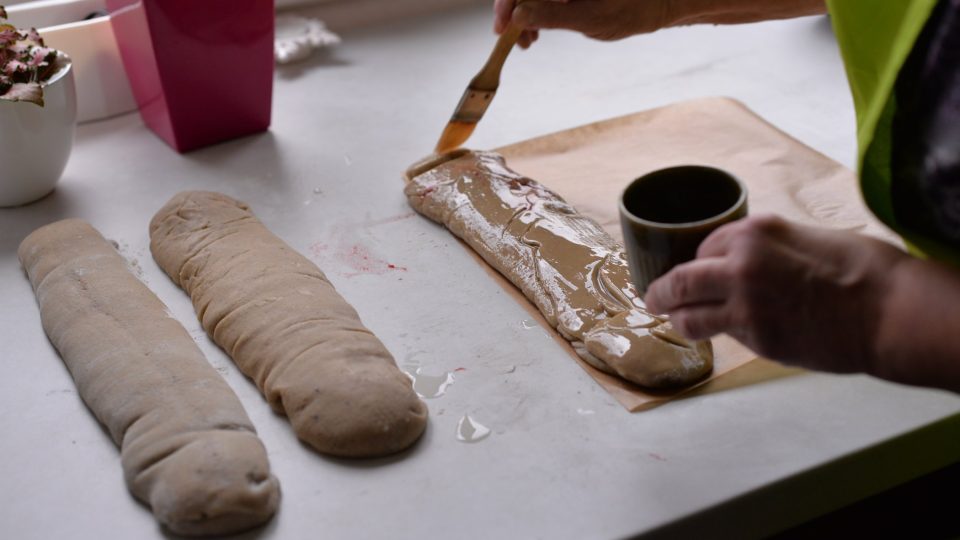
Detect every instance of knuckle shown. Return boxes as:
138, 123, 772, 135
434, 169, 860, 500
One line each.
513, 3, 535, 26
728, 251, 758, 281
668, 270, 691, 303
746, 214, 785, 234
696, 233, 721, 258
727, 226, 778, 279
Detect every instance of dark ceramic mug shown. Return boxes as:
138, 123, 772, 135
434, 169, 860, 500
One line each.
619, 165, 748, 293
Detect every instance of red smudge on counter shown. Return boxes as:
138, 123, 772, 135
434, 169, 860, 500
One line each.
307, 213, 415, 277
309, 241, 407, 278
309, 242, 329, 257
362, 212, 417, 229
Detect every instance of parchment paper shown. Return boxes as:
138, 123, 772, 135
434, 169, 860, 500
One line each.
422, 97, 894, 411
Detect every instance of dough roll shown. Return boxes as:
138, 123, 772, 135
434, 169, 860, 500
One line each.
18, 219, 280, 536
405, 150, 713, 389
149, 191, 428, 458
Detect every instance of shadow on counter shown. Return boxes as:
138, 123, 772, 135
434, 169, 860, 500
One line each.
0, 183, 79, 255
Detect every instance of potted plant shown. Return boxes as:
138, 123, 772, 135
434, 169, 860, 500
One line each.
0, 5, 76, 207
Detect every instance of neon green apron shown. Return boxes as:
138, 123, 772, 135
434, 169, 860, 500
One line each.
827, 0, 960, 265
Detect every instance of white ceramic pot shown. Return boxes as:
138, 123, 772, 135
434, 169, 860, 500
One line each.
0, 54, 77, 207
7, 1, 139, 123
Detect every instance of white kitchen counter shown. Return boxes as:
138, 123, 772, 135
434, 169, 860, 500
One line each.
2, 3, 959, 538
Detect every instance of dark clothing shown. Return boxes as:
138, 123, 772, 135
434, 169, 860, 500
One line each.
893, 0, 960, 246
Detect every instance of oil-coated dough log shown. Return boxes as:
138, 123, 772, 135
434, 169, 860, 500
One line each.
18, 219, 280, 537
149, 191, 428, 457
405, 150, 713, 389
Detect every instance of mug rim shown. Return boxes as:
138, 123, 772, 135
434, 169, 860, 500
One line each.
619, 165, 747, 230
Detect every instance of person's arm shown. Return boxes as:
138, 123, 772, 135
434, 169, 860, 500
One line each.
668, 0, 827, 27
494, 0, 827, 47
872, 254, 960, 390
643, 215, 960, 393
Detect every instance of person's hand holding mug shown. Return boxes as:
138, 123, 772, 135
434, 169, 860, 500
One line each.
643, 215, 909, 374
621, 167, 912, 378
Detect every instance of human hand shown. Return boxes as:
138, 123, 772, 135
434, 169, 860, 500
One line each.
493, 0, 674, 48
493, 0, 828, 48
643, 215, 907, 374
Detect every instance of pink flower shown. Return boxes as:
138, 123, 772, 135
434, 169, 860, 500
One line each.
26, 27, 44, 46
3, 58, 26, 75
27, 46, 52, 66
1, 10, 58, 105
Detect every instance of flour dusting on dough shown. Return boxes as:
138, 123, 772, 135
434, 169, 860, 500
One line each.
405, 151, 713, 389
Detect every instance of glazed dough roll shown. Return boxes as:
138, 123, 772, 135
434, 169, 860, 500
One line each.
18, 219, 280, 537
149, 191, 428, 458
405, 150, 712, 389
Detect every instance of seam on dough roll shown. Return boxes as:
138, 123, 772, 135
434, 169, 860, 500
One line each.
149, 191, 428, 458
404, 150, 713, 389
18, 219, 280, 537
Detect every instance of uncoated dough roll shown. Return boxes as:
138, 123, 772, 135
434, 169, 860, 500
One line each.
149, 191, 428, 457
18, 219, 280, 537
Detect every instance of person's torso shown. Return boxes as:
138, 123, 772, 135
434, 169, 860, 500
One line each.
827, 0, 960, 264
892, 0, 960, 249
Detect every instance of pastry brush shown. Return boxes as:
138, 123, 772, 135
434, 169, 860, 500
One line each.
434, 22, 525, 153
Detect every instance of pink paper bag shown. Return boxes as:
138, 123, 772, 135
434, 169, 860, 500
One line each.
107, 0, 274, 152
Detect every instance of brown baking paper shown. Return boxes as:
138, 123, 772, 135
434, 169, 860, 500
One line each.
418, 97, 893, 411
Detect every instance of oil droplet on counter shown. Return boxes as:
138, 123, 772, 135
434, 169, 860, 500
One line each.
501, 365, 516, 374
520, 319, 537, 330
313, 187, 322, 194
404, 367, 455, 399
577, 408, 595, 416
456, 415, 490, 443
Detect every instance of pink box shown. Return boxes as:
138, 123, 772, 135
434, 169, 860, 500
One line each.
106, 0, 275, 152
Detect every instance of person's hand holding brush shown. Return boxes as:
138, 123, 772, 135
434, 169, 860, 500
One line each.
494, 0, 826, 48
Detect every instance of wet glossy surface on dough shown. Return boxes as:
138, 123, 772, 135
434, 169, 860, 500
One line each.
405, 151, 712, 388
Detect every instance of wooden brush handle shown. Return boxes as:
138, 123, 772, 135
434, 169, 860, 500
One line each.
470, 22, 525, 90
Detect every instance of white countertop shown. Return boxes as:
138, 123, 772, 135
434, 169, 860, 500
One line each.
2, 4, 959, 538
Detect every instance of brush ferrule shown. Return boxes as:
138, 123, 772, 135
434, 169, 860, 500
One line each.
450, 88, 496, 123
